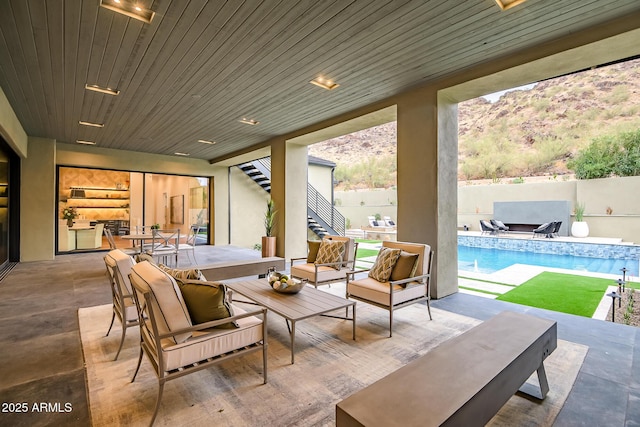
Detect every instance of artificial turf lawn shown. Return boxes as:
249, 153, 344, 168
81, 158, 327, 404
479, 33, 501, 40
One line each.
496, 272, 614, 317
356, 248, 380, 259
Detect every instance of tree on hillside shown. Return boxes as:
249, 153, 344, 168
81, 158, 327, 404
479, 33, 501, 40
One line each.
568, 129, 640, 179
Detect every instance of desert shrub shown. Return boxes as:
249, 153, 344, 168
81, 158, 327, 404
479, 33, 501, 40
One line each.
334, 155, 396, 188
604, 85, 630, 104
568, 129, 640, 179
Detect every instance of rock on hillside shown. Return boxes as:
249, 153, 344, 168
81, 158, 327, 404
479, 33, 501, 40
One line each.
310, 58, 640, 181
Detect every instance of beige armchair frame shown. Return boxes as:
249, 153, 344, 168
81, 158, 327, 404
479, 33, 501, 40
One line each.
290, 236, 358, 288
128, 262, 268, 426
103, 249, 139, 360
346, 241, 433, 337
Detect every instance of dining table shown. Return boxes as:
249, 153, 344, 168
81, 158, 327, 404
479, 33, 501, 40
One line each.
121, 232, 180, 254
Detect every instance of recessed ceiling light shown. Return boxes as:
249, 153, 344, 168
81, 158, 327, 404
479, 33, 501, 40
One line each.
495, 0, 528, 10
238, 118, 259, 125
85, 84, 120, 96
198, 139, 216, 144
79, 120, 104, 128
174, 152, 190, 156
76, 140, 96, 145
99, 0, 155, 24
310, 76, 339, 90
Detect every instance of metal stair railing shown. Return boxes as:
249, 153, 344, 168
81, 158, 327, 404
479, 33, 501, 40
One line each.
238, 157, 345, 236
308, 183, 345, 236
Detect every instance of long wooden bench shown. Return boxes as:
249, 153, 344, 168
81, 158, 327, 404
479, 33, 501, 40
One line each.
336, 311, 557, 427
199, 256, 285, 281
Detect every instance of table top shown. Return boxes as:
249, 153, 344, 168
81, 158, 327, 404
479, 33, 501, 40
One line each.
121, 233, 176, 240
224, 278, 354, 322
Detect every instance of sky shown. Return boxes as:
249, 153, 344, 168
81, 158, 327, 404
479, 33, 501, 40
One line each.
482, 83, 537, 102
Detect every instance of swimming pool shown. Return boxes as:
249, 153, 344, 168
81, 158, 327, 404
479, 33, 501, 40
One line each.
458, 245, 639, 276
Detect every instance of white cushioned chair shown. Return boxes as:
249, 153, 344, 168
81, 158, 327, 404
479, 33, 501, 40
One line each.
346, 241, 433, 337
128, 261, 267, 426
76, 223, 105, 249
290, 236, 358, 288
103, 249, 139, 360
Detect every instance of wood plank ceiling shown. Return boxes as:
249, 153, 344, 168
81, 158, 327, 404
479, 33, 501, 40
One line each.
1, 0, 639, 161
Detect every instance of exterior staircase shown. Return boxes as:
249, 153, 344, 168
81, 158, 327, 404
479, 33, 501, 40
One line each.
238, 158, 345, 237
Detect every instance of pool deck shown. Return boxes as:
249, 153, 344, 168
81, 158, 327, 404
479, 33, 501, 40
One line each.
458, 230, 635, 245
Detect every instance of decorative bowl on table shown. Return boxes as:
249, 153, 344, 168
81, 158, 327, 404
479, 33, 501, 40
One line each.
267, 272, 305, 294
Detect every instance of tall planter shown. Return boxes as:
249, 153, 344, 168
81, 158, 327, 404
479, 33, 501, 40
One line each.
261, 236, 276, 257
262, 199, 277, 258
571, 221, 589, 238
571, 202, 588, 237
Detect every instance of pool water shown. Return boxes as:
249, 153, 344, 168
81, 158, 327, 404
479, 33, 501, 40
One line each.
458, 245, 639, 276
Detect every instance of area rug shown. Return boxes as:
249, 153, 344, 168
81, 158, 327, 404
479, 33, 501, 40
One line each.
80, 302, 587, 426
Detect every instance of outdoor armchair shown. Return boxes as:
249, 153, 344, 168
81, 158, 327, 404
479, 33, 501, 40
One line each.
346, 241, 433, 337
480, 220, 499, 235
290, 236, 358, 288
490, 219, 509, 233
128, 261, 267, 426
103, 249, 139, 360
533, 222, 556, 238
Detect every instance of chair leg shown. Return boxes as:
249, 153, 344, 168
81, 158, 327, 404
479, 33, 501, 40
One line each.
131, 346, 143, 383
114, 324, 127, 361
105, 310, 116, 337
149, 381, 165, 427
389, 309, 393, 338
426, 299, 433, 321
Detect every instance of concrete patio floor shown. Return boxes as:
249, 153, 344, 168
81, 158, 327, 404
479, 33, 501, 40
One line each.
0, 245, 638, 426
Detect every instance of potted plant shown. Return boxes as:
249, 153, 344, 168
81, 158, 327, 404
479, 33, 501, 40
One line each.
571, 202, 589, 238
63, 206, 78, 227
262, 199, 277, 257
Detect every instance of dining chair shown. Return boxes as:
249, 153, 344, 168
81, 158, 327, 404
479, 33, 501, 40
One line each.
178, 225, 200, 265
146, 228, 180, 267
105, 228, 138, 256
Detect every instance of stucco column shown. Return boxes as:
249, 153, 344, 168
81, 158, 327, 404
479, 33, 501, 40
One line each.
270, 139, 308, 260
396, 89, 458, 298
21, 137, 56, 261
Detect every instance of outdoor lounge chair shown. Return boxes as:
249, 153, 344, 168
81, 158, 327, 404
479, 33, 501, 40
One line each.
490, 219, 509, 233
480, 220, 499, 235
346, 241, 433, 337
533, 222, 556, 238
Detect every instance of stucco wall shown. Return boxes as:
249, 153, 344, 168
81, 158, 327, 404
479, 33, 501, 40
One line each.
308, 163, 333, 202
229, 166, 270, 250
335, 189, 398, 228
0, 86, 27, 158
341, 176, 640, 244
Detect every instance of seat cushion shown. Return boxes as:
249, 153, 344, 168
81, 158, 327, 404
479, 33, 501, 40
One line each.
177, 279, 238, 328
158, 305, 264, 372
130, 261, 193, 344
368, 247, 401, 282
390, 251, 419, 282
348, 277, 427, 306
315, 239, 346, 269
291, 263, 349, 284
307, 240, 322, 263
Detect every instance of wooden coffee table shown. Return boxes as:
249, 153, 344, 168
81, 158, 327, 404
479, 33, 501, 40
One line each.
224, 278, 356, 364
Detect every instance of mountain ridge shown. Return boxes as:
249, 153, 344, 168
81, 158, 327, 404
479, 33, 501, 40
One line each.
309, 58, 640, 187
